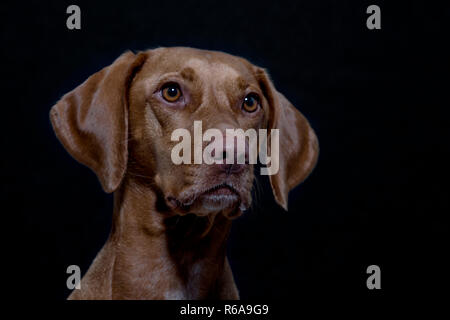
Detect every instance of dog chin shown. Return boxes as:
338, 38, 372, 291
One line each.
167, 183, 249, 217
193, 194, 249, 219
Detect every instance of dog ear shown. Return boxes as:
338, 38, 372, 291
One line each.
50, 51, 148, 193
256, 68, 319, 210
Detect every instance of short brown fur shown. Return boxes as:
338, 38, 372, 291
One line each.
50, 47, 318, 300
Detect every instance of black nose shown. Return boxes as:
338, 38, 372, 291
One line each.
217, 163, 245, 174
215, 149, 245, 174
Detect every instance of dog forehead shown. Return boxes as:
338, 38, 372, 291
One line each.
183, 57, 241, 82
143, 47, 255, 84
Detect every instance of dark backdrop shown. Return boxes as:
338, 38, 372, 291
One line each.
2, 0, 449, 301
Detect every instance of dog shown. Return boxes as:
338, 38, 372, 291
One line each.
50, 47, 319, 299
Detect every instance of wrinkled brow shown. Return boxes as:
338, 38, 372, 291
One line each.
236, 76, 248, 90
180, 67, 197, 82
180, 64, 251, 91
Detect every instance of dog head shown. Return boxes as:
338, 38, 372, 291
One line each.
50, 47, 318, 218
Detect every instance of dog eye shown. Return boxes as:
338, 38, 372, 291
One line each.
242, 93, 259, 113
161, 83, 182, 102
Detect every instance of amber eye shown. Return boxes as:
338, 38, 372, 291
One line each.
242, 93, 259, 113
161, 83, 182, 102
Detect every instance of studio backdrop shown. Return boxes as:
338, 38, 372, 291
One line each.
2, 0, 449, 303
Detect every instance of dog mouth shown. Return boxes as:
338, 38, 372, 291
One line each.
199, 183, 239, 197
167, 183, 244, 214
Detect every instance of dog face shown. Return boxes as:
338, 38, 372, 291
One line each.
128, 47, 266, 218
50, 47, 318, 219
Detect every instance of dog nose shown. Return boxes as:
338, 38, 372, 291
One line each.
218, 163, 244, 174
212, 132, 248, 174
217, 155, 245, 174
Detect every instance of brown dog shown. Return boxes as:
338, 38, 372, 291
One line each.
50, 47, 318, 299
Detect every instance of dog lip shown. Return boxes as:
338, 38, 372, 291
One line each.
196, 183, 241, 211
169, 183, 241, 210
198, 183, 239, 197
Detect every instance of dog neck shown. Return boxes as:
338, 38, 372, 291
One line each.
108, 177, 233, 299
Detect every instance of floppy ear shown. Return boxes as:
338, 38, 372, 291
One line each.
256, 68, 319, 210
50, 51, 148, 193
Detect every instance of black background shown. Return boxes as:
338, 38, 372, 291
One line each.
2, 0, 449, 303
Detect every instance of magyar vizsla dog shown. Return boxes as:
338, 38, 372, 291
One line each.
50, 47, 318, 299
